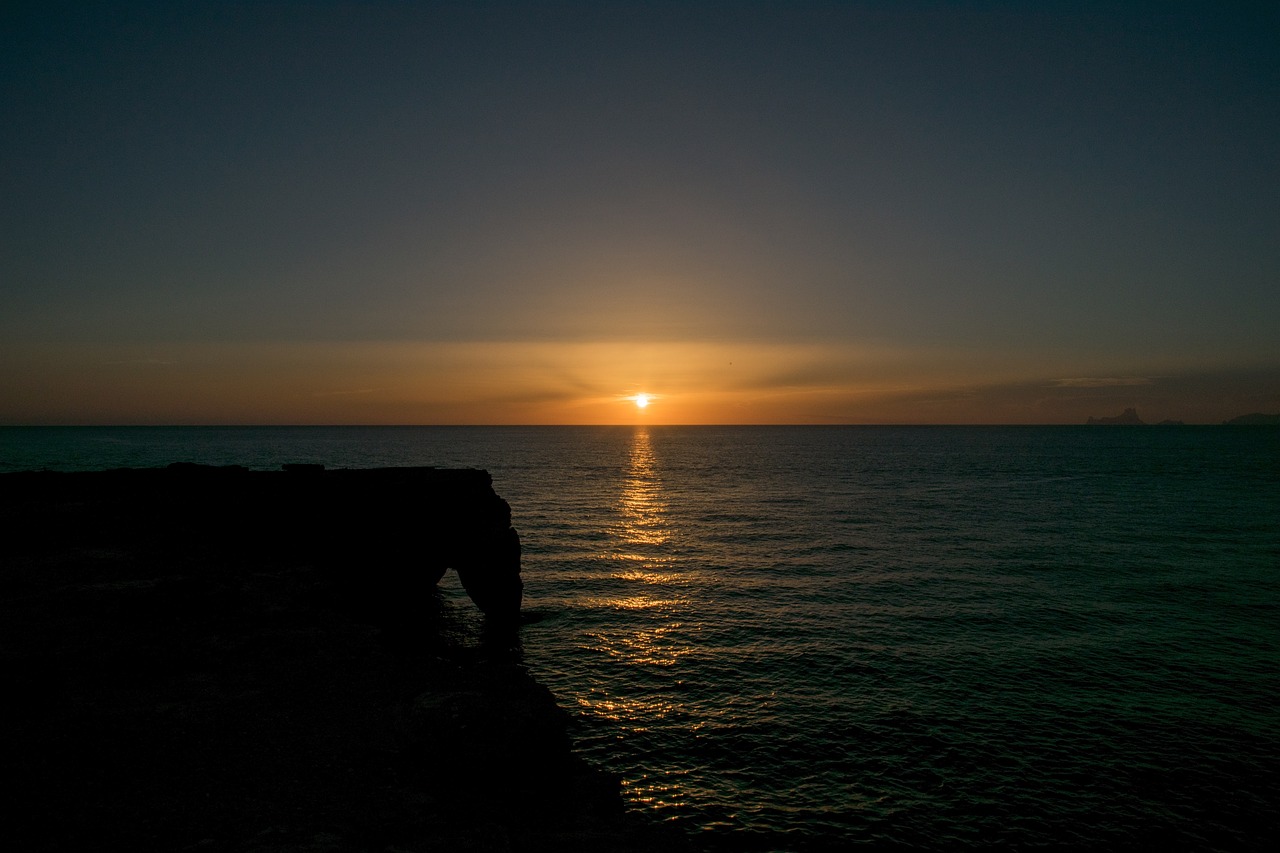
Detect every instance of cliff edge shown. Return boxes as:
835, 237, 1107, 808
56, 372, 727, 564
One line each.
0, 466, 687, 853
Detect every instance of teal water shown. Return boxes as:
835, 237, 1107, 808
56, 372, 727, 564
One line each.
3, 425, 1278, 850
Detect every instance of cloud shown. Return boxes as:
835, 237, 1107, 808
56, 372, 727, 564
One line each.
311, 388, 379, 397
101, 359, 178, 366
1051, 377, 1153, 388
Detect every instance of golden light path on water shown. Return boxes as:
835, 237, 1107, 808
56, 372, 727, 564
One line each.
577, 427, 702, 813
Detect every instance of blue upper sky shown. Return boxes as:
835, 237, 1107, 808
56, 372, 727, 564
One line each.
2, 1, 1277, 423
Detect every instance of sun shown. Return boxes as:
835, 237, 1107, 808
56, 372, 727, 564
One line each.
621, 392, 658, 412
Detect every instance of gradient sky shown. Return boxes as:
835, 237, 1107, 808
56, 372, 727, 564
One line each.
3, 1, 1277, 424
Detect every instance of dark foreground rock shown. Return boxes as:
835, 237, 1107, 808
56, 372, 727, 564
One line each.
0, 466, 688, 853
1, 464, 524, 621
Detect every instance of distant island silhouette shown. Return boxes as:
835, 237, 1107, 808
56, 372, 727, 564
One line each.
1086, 407, 1145, 425
1223, 412, 1280, 425
1085, 409, 1280, 425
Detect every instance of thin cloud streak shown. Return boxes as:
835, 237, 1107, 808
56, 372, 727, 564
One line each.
1052, 377, 1154, 388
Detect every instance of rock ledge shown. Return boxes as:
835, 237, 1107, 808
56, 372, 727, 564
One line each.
0, 466, 687, 852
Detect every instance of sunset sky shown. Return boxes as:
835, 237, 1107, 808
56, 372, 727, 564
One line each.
3, 1, 1277, 424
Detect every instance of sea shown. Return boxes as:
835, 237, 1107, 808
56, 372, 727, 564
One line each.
3, 425, 1278, 851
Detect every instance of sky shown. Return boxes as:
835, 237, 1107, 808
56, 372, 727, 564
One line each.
2, 0, 1277, 424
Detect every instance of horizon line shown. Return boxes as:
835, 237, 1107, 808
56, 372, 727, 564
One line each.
4, 421, 1271, 429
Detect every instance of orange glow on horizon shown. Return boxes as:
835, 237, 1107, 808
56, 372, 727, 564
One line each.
2, 338, 1261, 425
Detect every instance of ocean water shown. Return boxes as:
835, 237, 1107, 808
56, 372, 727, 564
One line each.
3, 425, 1278, 850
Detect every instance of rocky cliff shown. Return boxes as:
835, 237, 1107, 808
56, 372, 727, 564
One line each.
0, 465, 687, 853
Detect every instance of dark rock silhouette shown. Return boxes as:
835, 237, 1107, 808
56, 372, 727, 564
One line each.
1086, 407, 1145, 425
7, 463, 523, 620
295, 465, 524, 621
1223, 412, 1280, 425
0, 465, 687, 852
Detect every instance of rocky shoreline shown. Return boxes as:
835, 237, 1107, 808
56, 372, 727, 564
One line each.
0, 467, 688, 852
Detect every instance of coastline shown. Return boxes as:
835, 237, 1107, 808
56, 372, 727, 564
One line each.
0, 467, 686, 852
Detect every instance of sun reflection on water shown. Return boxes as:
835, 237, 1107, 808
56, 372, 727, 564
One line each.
583, 621, 693, 667
578, 427, 696, 812
614, 426, 670, 550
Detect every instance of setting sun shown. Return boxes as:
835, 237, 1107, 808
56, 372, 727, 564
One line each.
634, 393, 650, 409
